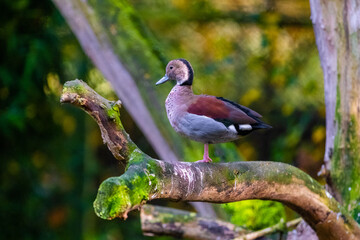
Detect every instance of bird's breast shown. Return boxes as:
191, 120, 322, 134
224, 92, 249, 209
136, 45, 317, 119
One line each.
165, 86, 192, 132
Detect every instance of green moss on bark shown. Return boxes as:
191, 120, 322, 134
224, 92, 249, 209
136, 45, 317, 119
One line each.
332, 81, 360, 221
63, 79, 88, 95
222, 200, 286, 230
94, 152, 163, 219
149, 206, 198, 224
106, 102, 124, 130
94, 165, 159, 219
93, 178, 132, 219
343, 116, 360, 221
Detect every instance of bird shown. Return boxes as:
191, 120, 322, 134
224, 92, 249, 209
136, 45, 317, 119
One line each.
156, 59, 271, 163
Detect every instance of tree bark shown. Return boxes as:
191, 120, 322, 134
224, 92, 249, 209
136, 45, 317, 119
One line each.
310, 0, 360, 219
61, 80, 360, 240
141, 205, 247, 240
287, 220, 318, 240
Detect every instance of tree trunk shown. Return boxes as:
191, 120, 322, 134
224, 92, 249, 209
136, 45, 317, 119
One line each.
310, 0, 360, 221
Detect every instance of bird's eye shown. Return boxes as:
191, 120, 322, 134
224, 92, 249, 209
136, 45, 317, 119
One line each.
169, 66, 173, 69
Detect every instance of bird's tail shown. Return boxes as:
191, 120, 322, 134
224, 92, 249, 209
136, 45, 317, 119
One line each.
252, 121, 272, 129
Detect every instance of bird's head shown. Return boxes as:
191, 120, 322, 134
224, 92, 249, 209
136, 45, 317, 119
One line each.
156, 59, 194, 86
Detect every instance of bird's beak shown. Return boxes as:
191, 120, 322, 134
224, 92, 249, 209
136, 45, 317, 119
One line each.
156, 75, 169, 86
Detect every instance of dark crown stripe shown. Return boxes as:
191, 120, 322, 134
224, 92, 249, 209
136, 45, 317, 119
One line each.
177, 58, 193, 86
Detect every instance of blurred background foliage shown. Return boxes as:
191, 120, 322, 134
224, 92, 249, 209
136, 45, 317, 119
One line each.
0, 0, 325, 239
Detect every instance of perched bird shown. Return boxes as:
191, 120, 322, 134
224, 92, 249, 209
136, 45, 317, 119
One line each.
156, 59, 271, 162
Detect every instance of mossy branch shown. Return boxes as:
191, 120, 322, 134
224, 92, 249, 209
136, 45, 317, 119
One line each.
61, 80, 360, 240
140, 205, 301, 240
60, 79, 136, 161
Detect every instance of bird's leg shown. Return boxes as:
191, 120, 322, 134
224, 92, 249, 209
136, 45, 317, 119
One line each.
196, 143, 212, 163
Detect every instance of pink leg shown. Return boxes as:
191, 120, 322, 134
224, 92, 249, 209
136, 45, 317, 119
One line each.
196, 143, 212, 163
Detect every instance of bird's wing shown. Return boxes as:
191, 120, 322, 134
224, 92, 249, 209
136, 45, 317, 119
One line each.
187, 95, 260, 125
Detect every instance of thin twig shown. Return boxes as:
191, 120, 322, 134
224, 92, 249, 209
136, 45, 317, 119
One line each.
234, 218, 302, 240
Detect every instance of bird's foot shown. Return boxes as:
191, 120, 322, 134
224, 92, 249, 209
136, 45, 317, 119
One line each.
195, 156, 212, 163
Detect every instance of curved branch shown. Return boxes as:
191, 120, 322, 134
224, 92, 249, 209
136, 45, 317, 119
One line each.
60, 79, 136, 161
61, 80, 360, 240
94, 157, 359, 240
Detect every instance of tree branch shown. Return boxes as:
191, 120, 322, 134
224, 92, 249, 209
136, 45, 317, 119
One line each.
60, 79, 136, 161
61, 80, 360, 240
234, 218, 301, 240
141, 204, 301, 240
141, 205, 247, 240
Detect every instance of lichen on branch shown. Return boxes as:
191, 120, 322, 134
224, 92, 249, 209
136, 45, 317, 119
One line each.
61, 80, 360, 240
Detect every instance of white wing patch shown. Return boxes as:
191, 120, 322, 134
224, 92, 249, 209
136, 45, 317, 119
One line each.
239, 124, 252, 130
228, 124, 252, 133
228, 125, 237, 133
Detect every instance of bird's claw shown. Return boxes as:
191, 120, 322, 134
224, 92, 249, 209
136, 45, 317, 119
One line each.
196, 157, 212, 163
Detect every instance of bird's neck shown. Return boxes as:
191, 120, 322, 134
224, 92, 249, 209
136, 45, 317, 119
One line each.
172, 84, 193, 95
